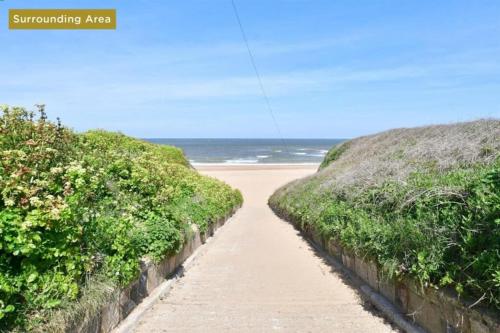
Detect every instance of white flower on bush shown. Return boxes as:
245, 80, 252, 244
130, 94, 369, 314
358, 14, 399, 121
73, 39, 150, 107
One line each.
75, 178, 86, 188
50, 207, 62, 220
66, 163, 86, 176
50, 167, 63, 174
29, 196, 43, 207
34, 179, 49, 188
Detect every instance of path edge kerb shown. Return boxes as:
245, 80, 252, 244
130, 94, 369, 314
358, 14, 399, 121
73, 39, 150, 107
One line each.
70, 205, 241, 333
269, 205, 500, 333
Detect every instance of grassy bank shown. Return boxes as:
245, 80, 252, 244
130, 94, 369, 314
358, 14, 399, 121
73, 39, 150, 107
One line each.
0, 106, 242, 331
269, 120, 499, 311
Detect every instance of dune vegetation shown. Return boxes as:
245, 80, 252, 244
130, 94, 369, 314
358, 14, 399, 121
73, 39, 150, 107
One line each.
0, 106, 242, 331
270, 119, 500, 311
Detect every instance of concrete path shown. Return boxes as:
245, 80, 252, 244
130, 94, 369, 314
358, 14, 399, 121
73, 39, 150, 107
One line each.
134, 165, 397, 332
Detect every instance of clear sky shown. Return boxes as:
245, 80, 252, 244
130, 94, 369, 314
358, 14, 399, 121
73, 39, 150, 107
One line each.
1, 0, 499, 138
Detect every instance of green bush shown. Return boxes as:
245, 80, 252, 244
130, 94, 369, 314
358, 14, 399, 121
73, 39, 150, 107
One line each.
319, 141, 350, 170
270, 122, 499, 311
0, 106, 242, 330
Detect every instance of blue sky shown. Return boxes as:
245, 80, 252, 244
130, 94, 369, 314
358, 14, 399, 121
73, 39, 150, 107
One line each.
1, 0, 499, 138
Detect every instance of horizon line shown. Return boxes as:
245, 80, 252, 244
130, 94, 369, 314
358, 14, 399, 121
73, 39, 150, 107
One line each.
142, 137, 350, 140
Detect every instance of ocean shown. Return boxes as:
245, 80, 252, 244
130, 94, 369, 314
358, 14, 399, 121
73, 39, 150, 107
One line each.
145, 138, 344, 164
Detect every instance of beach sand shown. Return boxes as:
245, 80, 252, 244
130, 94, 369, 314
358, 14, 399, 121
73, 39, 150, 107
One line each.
133, 164, 397, 332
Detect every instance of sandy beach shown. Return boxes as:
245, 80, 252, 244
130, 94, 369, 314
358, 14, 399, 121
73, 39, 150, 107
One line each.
133, 164, 397, 332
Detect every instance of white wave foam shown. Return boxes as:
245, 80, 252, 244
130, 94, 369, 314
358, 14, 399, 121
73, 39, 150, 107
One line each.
224, 159, 259, 164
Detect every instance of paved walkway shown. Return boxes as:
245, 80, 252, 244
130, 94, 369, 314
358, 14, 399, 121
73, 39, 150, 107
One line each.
134, 165, 397, 332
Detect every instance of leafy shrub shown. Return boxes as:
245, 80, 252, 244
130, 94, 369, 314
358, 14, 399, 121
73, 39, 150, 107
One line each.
0, 106, 242, 330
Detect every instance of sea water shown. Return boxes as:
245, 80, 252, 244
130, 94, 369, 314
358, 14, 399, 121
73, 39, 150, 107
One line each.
145, 138, 344, 164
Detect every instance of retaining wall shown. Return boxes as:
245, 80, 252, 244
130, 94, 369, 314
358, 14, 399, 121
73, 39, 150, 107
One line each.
69, 206, 240, 333
277, 212, 499, 333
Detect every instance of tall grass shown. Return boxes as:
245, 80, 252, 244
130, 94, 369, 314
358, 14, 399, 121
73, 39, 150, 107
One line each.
270, 119, 500, 310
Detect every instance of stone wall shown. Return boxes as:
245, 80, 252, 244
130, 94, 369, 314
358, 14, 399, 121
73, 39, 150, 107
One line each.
292, 220, 499, 333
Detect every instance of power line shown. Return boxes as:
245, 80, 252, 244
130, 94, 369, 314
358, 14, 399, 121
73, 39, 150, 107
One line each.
231, 0, 289, 152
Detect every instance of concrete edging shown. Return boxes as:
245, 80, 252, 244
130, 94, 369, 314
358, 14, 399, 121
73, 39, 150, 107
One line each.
274, 210, 499, 333
71, 206, 240, 333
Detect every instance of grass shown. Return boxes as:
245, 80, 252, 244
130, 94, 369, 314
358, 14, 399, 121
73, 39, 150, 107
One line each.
28, 274, 117, 333
270, 119, 500, 311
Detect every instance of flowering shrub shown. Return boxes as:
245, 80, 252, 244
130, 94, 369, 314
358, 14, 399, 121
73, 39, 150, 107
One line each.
0, 106, 242, 330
